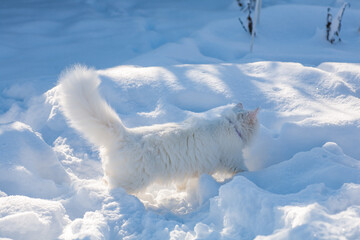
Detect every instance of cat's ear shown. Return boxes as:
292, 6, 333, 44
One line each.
247, 107, 259, 123
236, 103, 244, 109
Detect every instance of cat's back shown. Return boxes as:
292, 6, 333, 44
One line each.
128, 116, 220, 146
129, 122, 185, 137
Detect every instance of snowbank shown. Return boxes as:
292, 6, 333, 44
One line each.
0, 122, 70, 198
193, 176, 360, 239
0, 195, 70, 240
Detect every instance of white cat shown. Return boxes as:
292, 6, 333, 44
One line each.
58, 65, 259, 193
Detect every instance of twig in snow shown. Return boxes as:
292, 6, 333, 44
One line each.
327, 3, 350, 44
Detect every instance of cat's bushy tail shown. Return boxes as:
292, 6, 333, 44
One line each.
58, 65, 126, 148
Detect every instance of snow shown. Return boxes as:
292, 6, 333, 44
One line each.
1, 0, 360, 239
0, 195, 70, 240
0, 122, 70, 198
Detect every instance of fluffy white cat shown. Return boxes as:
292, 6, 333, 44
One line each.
58, 65, 259, 193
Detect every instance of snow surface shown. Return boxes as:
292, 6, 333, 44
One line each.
1, 0, 360, 239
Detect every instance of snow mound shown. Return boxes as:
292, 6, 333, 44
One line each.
172, 177, 360, 240
243, 142, 360, 194
0, 195, 70, 240
0, 122, 70, 198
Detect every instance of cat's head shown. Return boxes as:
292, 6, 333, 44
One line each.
226, 103, 259, 142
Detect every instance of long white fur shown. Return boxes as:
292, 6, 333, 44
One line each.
58, 65, 259, 193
